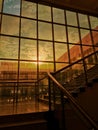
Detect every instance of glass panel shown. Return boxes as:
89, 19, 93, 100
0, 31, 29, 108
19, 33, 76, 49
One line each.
55, 61, 84, 86
20, 39, 37, 60
82, 45, 94, 57
66, 10, 77, 26
68, 27, 79, 43
38, 21, 52, 40
1, 15, 19, 36
54, 24, 66, 42
0, 36, 19, 59
85, 54, 96, 65
3, 0, 20, 16
39, 41, 53, 61
80, 29, 92, 45
39, 62, 54, 73
38, 4, 51, 21
53, 8, 65, 24
22, 1, 36, 18
56, 63, 68, 71
92, 30, 98, 45
55, 43, 68, 62
19, 61, 37, 81
21, 18, 36, 38
69, 44, 82, 62
78, 13, 89, 28
71, 62, 86, 86
89, 16, 98, 30
0, 0, 2, 12
0, 60, 18, 80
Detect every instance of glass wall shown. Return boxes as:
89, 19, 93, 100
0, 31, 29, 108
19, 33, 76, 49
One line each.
0, 0, 98, 115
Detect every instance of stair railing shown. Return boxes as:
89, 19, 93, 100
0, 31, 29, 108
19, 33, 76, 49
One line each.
48, 72, 98, 130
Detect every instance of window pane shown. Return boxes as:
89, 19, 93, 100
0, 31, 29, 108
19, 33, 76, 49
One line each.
66, 11, 77, 26
92, 30, 98, 45
82, 45, 93, 56
53, 8, 65, 24
21, 18, 36, 38
68, 27, 79, 43
55, 43, 68, 62
0, 60, 18, 80
78, 13, 89, 28
3, 0, 20, 16
22, 1, 36, 19
39, 41, 53, 61
38, 4, 51, 21
80, 29, 92, 45
20, 39, 37, 60
19, 61, 37, 81
38, 22, 52, 40
1, 15, 19, 36
69, 44, 82, 62
39, 62, 54, 72
54, 24, 66, 42
0, 0, 2, 12
56, 63, 68, 71
90, 16, 98, 30
0, 36, 19, 59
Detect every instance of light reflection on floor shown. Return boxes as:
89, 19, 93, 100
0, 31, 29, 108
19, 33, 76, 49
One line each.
0, 101, 49, 116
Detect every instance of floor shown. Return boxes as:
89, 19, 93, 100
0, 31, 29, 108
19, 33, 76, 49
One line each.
0, 100, 49, 116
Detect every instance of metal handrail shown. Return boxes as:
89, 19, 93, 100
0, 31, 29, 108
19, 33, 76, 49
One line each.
48, 72, 98, 130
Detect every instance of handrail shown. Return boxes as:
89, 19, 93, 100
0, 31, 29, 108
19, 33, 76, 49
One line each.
53, 50, 98, 75
48, 72, 98, 130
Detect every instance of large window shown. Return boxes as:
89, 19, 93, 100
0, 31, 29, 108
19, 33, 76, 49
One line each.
0, 0, 98, 115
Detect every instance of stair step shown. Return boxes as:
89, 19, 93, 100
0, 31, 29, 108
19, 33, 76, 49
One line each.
0, 111, 48, 130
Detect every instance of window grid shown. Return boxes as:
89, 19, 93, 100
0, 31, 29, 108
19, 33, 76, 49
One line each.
0, 0, 98, 113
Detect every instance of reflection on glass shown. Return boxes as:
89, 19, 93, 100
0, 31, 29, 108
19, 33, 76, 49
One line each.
90, 16, 98, 30
39, 62, 54, 72
55, 43, 68, 62
95, 47, 98, 52
69, 44, 82, 62
68, 27, 79, 43
0, 36, 19, 59
38, 22, 52, 40
56, 63, 68, 71
38, 4, 51, 21
78, 13, 89, 28
54, 24, 66, 42
3, 0, 20, 15
66, 11, 77, 26
53, 8, 65, 24
21, 18, 36, 38
82, 45, 93, 57
22, 1, 36, 18
0, 0, 2, 12
1, 15, 19, 36
19, 62, 37, 80
20, 39, 37, 60
39, 41, 53, 61
0, 60, 18, 80
92, 30, 98, 45
80, 29, 92, 45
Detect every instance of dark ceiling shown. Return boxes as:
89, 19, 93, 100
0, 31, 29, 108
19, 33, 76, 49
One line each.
26, 0, 98, 16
